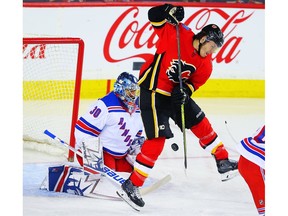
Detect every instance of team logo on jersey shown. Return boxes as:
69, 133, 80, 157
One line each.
166, 59, 195, 83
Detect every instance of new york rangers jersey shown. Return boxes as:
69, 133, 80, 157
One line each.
236, 125, 265, 169
75, 92, 144, 157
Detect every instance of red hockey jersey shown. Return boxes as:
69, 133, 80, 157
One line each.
139, 22, 212, 96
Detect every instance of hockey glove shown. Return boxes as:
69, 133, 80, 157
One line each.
171, 84, 192, 105
164, 4, 184, 25
126, 136, 145, 166
128, 136, 145, 155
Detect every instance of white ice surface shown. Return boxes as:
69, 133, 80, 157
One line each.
22, 98, 267, 216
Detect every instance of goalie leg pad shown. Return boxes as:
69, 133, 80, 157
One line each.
46, 165, 101, 196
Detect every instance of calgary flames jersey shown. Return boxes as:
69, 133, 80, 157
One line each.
139, 22, 212, 96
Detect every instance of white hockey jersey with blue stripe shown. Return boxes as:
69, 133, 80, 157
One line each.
75, 92, 143, 157
236, 125, 265, 169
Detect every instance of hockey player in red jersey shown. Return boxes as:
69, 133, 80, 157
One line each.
236, 125, 265, 216
117, 4, 238, 208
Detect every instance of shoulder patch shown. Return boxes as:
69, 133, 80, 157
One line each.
182, 24, 190, 31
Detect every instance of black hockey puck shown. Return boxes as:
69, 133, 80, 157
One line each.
171, 143, 179, 151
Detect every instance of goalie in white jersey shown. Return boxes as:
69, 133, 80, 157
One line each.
74, 72, 145, 172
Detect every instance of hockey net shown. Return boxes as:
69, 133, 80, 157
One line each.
23, 37, 84, 161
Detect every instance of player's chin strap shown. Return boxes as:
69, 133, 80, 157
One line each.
197, 42, 202, 55
197, 38, 214, 56
197, 40, 207, 56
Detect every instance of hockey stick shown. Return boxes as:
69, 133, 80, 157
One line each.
224, 121, 239, 145
44, 129, 126, 186
176, 24, 188, 170
43, 129, 171, 194
140, 174, 171, 195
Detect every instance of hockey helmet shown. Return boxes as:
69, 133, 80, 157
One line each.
201, 24, 224, 48
114, 72, 140, 111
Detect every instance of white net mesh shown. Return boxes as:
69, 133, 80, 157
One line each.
23, 38, 84, 160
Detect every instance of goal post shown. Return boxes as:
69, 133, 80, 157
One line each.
23, 37, 84, 161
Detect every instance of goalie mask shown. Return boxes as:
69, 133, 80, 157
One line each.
114, 72, 140, 112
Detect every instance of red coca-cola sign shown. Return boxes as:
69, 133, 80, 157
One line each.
104, 6, 254, 64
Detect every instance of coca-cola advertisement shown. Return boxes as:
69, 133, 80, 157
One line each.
23, 4, 264, 81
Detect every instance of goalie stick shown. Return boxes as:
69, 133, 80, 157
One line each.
43, 129, 124, 184
43, 129, 171, 196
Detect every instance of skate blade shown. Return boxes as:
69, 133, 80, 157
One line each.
116, 190, 141, 212
221, 170, 239, 182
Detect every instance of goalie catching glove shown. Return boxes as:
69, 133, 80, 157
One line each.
128, 136, 145, 155
126, 136, 145, 166
164, 4, 184, 25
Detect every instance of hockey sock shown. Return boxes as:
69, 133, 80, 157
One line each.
190, 117, 228, 160
130, 137, 165, 186
211, 142, 228, 160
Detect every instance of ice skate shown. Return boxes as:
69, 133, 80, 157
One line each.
216, 158, 239, 181
117, 179, 145, 208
